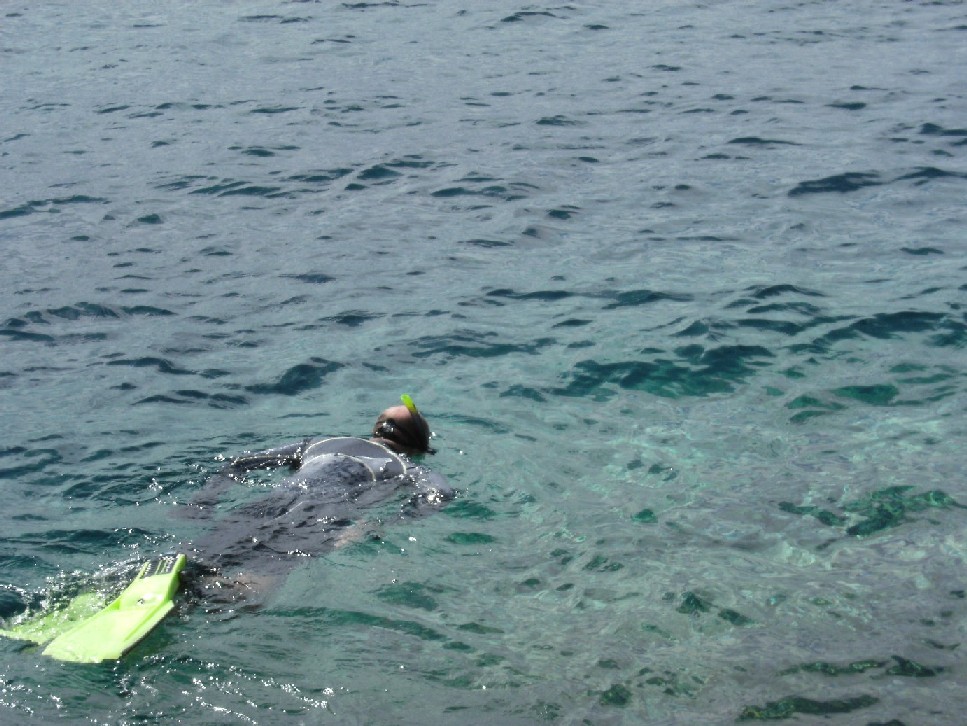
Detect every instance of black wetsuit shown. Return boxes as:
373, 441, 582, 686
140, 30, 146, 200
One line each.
185, 437, 453, 580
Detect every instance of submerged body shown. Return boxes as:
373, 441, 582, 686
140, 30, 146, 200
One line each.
185, 435, 453, 585
1, 402, 449, 656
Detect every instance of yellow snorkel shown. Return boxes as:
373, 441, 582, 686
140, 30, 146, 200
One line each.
401, 393, 419, 416
399, 394, 435, 454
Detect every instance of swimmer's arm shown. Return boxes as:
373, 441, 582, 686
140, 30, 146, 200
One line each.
225, 440, 308, 473
175, 440, 308, 519
401, 469, 456, 517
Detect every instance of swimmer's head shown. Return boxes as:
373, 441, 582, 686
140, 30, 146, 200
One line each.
371, 396, 436, 455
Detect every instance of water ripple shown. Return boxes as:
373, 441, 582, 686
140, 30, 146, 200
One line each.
2, 1, 966, 722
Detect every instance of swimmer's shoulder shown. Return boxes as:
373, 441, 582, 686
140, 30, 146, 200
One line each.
303, 437, 407, 478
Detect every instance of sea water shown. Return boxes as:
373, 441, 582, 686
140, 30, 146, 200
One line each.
1, 1, 965, 723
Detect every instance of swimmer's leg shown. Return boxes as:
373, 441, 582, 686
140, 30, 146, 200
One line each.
182, 560, 280, 613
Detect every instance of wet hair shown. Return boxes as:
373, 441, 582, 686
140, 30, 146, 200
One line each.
373, 411, 435, 454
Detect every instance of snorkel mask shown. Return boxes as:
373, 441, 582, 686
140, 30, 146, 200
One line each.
373, 394, 436, 454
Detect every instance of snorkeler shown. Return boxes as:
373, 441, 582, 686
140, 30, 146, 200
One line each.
0, 396, 451, 662
181, 395, 454, 604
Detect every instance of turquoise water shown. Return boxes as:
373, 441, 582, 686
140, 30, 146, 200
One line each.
2, 1, 965, 723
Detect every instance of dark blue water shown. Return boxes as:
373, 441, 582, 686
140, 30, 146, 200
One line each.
2, 1, 966, 723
